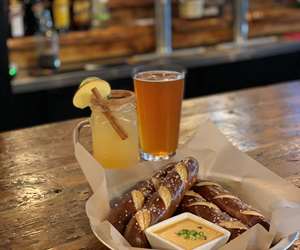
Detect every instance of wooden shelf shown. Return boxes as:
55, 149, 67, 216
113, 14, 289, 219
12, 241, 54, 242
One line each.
8, 24, 155, 69
8, 4, 300, 71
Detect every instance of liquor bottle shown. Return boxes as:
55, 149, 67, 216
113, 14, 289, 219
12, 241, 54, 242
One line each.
273, 0, 300, 6
24, 0, 45, 35
91, 0, 110, 28
290, 0, 300, 7
9, 0, 25, 37
178, 0, 224, 19
53, 0, 70, 32
72, 0, 92, 30
36, 8, 61, 69
24, 0, 37, 35
179, 0, 204, 19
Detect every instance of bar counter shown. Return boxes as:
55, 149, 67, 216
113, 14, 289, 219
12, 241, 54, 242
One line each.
11, 39, 300, 94
1, 81, 300, 249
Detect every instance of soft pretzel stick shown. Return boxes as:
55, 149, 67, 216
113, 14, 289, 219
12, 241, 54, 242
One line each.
124, 157, 199, 248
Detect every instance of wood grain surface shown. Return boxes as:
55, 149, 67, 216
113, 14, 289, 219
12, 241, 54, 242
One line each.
1, 81, 300, 250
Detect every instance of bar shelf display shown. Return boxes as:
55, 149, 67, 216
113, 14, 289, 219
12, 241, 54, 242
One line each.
5, 0, 300, 92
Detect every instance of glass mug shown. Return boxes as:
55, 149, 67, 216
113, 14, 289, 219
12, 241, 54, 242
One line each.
75, 90, 139, 169
133, 65, 185, 161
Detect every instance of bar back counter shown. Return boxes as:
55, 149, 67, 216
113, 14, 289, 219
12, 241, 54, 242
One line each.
2, 0, 300, 131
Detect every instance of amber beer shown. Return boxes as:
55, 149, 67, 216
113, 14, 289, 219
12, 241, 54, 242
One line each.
134, 67, 185, 161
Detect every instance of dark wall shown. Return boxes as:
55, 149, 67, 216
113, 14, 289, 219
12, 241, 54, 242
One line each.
0, 0, 13, 131
185, 51, 300, 98
8, 51, 300, 131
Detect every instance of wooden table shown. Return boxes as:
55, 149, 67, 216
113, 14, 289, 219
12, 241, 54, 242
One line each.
1, 81, 300, 250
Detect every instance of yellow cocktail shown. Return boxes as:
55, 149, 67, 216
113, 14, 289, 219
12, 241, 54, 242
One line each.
90, 90, 139, 168
73, 78, 139, 169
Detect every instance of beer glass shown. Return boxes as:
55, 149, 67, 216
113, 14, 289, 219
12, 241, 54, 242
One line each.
133, 65, 185, 161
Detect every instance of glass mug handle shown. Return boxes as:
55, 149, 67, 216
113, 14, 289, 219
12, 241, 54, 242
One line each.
73, 119, 90, 146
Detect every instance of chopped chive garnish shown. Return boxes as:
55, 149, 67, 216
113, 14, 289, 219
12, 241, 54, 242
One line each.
176, 229, 207, 240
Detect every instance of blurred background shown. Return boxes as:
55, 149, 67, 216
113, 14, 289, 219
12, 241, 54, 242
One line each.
1, 0, 300, 131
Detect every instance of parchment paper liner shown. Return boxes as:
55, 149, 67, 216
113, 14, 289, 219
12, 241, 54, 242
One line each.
74, 117, 300, 250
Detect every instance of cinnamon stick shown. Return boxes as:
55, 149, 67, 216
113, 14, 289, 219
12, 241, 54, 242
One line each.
91, 88, 128, 140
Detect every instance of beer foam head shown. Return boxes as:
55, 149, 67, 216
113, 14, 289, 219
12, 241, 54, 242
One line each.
134, 70, 184, 82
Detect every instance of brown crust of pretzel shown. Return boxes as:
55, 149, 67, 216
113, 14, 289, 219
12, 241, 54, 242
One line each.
124, 157, 199, 248
178, 191, 248, 240
193, 181, 270, 231
107, 163, 177, 233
